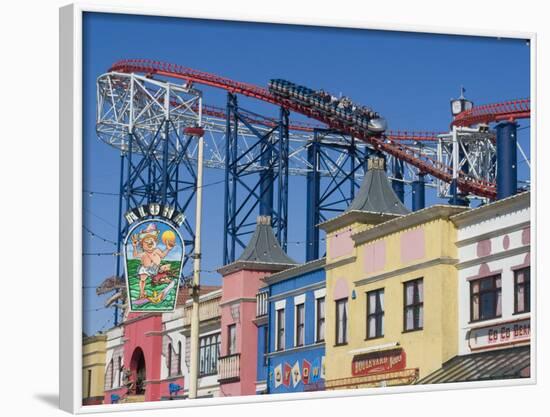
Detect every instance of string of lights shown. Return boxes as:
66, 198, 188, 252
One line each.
83, 225, 118, 246
83, 207, 118, 230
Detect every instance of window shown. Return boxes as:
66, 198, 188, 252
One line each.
404, 279, 423, 331
109, 358, 114, 388
263, 326, 269, 365
295, 303, 305, 347
316, 297, 326, 343
167, 343, 172, 377
87, 370, 92, 399
117, 356, 122, 387
199, 333, 220, 376
367, 289, 384, 339
335, 298, 349, 345
470, 275, 502, 322
514, 267, 530, 314
227, 324, 237, 355
276, 308, 285, 351
177, 341, 182, 374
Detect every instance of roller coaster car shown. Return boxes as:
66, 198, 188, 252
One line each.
268, 79, 387, 134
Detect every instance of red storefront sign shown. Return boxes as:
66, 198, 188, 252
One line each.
351, 348, 406, 376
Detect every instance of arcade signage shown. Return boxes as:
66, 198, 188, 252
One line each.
123, 204, 186, 313
124, 203, 186, 227
351, 348, 406, 376
468, 318, 530, 351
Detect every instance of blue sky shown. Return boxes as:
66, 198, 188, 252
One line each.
82, 12, 530, 335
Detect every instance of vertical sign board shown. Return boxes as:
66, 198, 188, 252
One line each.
123, 204, 186, 312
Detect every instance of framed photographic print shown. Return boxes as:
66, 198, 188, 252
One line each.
59, 3, 535, 413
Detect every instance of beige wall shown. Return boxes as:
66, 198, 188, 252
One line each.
82, 335, 107, 402
324, 212, 460, 387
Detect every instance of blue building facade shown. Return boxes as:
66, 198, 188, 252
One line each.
255, 287, 269, 394
261, 258, 326, 394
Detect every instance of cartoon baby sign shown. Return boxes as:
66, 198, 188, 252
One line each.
124, 219, 184, 312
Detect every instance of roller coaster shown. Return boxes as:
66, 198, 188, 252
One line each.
96, 58, 530, 270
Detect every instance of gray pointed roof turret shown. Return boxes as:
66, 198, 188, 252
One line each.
319, 156, 409, 233
347, 157, 410, 214
218, 216, 297, 276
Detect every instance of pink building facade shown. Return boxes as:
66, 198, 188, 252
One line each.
218, 216, 296, 396
103, 286, 221, 404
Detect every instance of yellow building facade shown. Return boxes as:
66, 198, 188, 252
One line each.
322, 205, 467, 389
82, 334, 107, 405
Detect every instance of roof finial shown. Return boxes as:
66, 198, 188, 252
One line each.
367, 156, 386, 171
257, 215, 271, 225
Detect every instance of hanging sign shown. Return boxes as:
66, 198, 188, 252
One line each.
351, 348, 406, 376
123, 204, 186, 312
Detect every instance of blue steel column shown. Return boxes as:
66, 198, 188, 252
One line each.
448, 180, 469, 206
277, 107, 290, 251
392, 158, 405, 203
411, 173, 425, 211
496, 121, 518, 200
306, 131, 321, 262
259, 137, 274, 218
223, 93, 238, 265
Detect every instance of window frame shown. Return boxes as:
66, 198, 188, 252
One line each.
117, 356, 122, 387
275, 307, 285, 351
470, 274, 502, 323
514, 267, 531, 314
335, 298, 349, 346
227, 324, 237, 355
87, 369, 92, 399
295, 302, 305, 347
366, 288, 385, 340
167, 342, 172, 377
177, 341, 182, 375
315, 296, 326, 343
109, 358, 114, 389
199, 333, 220, 377
403, 278, 424, 332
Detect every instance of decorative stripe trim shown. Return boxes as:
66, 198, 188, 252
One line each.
456, 245, 530, 270
354, 257, 458, 287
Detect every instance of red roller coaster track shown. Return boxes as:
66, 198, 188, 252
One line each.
109, 59, 530, 199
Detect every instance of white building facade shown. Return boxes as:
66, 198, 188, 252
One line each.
454, 192, 531, 357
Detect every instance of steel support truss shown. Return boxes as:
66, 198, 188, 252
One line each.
436, 128, 497, 204
305, 129, 371, 261
96, 72, 203, 323
223, 93, 290, 264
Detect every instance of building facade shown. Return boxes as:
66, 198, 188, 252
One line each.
421, 192, 531, 383
320, 156, 467, 389
103, 285, 222, 404
82, 334, 107, 405
263, 258, 327, 394
218, 215, 296, 397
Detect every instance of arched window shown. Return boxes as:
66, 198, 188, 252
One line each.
177, 341, 182, 375
117, 356, 122, 387
109, 358, 114, 388
167, 343, 172, 377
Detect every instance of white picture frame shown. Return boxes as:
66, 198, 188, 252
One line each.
59, 3, 537, 413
